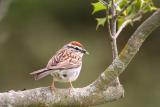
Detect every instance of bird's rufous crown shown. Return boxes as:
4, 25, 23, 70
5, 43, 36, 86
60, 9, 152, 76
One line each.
70, 41, 84, 48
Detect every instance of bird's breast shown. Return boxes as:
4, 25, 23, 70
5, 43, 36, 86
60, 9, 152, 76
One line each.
51, 66, 82, 82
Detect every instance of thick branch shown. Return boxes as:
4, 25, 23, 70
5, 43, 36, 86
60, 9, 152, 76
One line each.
119, 9, 160, 66
104, 9, 160, 80
0, 8, 160, 107
0, 80, 124, 107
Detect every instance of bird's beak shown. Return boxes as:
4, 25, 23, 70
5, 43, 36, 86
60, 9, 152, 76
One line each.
82, 48, 89, 55
85, 50, 89, 55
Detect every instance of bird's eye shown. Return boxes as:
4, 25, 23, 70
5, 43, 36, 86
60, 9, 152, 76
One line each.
63, 74, 67, 77
75, 47, 79, 50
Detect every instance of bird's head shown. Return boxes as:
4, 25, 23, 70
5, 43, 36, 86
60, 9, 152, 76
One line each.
65, 41, 89, 56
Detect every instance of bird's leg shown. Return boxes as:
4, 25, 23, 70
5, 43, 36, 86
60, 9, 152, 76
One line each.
69, 81, 74, 88
69, 81, 74, 94
50, 79, 56, 94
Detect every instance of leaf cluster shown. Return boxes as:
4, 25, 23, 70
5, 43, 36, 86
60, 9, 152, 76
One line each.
92, 0, 157, 30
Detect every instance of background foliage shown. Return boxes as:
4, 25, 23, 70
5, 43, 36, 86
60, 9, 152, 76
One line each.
0, 0, 160, 107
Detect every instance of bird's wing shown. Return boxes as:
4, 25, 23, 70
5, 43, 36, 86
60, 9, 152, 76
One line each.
46, 48, 81, 70
46, 48, 66, 67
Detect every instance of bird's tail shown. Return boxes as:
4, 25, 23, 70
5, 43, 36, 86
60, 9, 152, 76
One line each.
30, 68, 52, 80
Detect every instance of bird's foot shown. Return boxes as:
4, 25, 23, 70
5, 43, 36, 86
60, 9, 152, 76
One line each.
50, 85, 56, 94
68, 81, 75, 95
69, 87, 75, 95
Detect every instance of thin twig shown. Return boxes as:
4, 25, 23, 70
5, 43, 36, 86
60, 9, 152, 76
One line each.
115, 8, 144, 39
110, 0, 118, 59
99, 0, 112, 39
115, 0, 134, 18
115, 15, 142, 38
114, 0, 150, 38
107, 18, 113, 38
106, 8, 113, 38
116, 20, 131, 38
110, 0, 120, 86
99, 0, 109, 6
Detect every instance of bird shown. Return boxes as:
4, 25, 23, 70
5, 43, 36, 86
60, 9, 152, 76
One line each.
30, 41, 89, 93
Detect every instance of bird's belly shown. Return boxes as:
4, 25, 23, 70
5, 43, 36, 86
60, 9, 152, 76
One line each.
50, 66, 81, 82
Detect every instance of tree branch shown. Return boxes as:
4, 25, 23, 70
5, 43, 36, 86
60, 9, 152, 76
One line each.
115, 15, 142, 38
109, 0, 120, 87
119, 9, 160, 66
110, 0, 118, 59
114, 0, 149, 39
0, 82, 124, 107
0, 8, 160, 107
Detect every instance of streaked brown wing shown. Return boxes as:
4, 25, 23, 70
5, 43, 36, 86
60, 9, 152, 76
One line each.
46, 48, 66, 68
47, 48, 81, 70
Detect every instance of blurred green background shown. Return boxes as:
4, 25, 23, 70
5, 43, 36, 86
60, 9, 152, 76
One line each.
0, 0, 160, 107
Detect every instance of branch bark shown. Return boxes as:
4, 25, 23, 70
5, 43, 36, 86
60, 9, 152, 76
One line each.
110, 0, 118, 59
0, 8, 160, 107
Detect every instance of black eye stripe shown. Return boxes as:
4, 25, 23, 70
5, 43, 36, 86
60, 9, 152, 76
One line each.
74, 47, 80, 50
68, 46, 81, 51
67, 45, 86, 53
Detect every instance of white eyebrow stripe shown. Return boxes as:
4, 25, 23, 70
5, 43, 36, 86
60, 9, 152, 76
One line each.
67, 44, 86, 53
74, 46, 83, 50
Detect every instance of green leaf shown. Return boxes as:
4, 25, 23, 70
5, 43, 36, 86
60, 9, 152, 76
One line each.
135, 0, 143, 9
96, 17, 106, 30
132, 0, 141, 12
119, 0, 128, 8
150, 6, 158, 11
144, 5, 157, 12
126, 5, 133, 15
126, 4, 137, 17
92, 1, 107, 14
141, 0, 157, 13
119, 0, 136, 16
116, 5, 122, 12
118, 17, 125, 29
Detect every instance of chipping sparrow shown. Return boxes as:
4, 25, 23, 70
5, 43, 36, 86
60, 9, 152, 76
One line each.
30, 41, 88, 93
